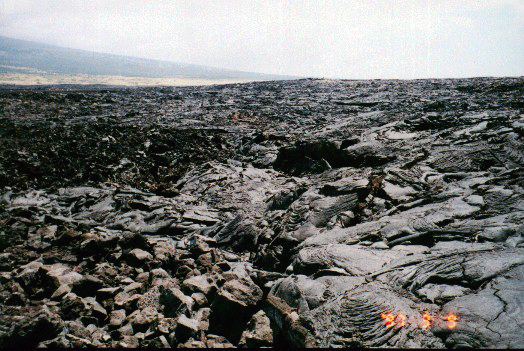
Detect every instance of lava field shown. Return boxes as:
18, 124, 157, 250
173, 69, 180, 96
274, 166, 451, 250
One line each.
0, 77, 523, 348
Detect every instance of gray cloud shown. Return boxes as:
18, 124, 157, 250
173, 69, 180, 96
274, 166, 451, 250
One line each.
1, 0, 523, 79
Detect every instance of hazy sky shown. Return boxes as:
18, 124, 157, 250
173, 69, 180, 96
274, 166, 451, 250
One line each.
1, 0, 523, 79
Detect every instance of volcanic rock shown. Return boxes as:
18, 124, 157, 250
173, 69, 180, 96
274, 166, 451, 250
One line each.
160, 287, 194, 318
124, 248, 153, 267
72, 275, 104, 297
109, 309, 126, 328
209, 277, 263, 343
1, 77, 523, 348
175, 315, 199, 342
238, 310, 273, 348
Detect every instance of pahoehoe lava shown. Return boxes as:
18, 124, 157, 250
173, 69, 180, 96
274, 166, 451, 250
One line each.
0, 77, 523, 348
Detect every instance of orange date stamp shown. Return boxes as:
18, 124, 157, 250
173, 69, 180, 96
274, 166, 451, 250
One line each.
380, 312, 458, 330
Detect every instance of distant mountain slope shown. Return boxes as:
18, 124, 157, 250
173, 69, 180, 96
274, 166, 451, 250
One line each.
0, 36, 297, 81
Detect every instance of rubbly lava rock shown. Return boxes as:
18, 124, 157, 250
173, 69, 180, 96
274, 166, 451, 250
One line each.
238, 310, 273, 348
1, 77, 523, 348
209, 276, 263, 343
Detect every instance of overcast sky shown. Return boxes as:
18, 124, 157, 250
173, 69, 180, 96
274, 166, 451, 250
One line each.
1, 0, 523, 79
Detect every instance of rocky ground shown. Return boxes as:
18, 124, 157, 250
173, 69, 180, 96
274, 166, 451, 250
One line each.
0, 77, 523, 348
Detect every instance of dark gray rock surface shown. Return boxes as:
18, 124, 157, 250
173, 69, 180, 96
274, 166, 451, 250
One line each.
0, 77, 523, 348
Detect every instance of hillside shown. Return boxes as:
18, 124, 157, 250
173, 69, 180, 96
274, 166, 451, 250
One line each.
0, 36, 297, 82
